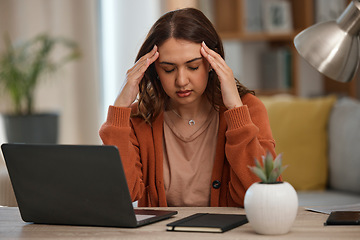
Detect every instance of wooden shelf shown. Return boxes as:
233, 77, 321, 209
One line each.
213, 0, 357, 98
324, 76, 357, 98
219, 32, 297, 42
213, 0, 311, 96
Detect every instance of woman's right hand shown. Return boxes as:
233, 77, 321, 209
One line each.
114, 45, 159, 108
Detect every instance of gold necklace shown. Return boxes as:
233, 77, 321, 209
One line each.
171, 109, 196, 126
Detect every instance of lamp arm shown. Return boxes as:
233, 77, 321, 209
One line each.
337, 0, 360, 36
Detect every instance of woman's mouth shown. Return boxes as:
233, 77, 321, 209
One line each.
176, 90, 192, 98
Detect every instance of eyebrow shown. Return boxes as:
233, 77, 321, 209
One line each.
159, 57, 203, 66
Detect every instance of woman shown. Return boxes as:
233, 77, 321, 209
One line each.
99, 8, 276, 207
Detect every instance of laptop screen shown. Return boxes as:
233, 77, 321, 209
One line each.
1, 144, 176, 227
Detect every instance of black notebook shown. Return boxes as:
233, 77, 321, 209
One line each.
166, 213, 248, 233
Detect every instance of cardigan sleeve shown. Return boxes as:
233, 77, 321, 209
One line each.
224, 93, 278, 206
99, 105, 145, 202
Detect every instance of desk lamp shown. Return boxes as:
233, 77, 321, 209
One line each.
294, 0, 360, 83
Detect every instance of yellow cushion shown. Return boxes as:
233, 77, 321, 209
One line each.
260, 95, 337, 190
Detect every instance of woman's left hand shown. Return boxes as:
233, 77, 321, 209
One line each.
201, 41, 243, 109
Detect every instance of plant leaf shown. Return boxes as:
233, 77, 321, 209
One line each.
248, 166, 267, 183
264, 151, 273, 180
254, 157, 263, 169
278, 165, 289, 177
268, 168, 279, 183
0, 32, 80, 115
273, 153, 283, 170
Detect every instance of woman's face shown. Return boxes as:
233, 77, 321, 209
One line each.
155, 38, 210, 107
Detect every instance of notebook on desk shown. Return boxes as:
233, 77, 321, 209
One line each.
1, 143, 177, 228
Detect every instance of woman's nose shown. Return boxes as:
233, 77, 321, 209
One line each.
175, 68, 189, 87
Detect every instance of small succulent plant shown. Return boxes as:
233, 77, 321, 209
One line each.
248, 151, 287, 183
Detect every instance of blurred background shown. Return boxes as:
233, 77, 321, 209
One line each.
0, 0, 355, 145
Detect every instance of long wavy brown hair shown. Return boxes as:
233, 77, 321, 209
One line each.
133, 8, 254, 124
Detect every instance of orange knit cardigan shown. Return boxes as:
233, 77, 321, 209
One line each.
99, 93, 276, 207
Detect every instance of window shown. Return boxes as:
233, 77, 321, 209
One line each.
99, 0, 161, 119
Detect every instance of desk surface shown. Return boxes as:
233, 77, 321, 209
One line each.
0, 207, 359, 239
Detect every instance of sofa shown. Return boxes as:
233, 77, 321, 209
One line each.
1, 95, 360, 207
261, 94, 360, 207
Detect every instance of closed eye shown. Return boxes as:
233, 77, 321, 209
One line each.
188, 66, 199, 71
164, 68, 175, 73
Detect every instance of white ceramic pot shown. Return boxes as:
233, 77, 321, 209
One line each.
244, 181, 298, 235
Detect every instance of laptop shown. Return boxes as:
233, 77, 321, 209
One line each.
1, 143, 177, 227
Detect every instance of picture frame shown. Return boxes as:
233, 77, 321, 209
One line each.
262, 0, 293, 33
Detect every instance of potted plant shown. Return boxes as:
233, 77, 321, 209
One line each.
0, 33, 80, 143
244, 151, 298, 235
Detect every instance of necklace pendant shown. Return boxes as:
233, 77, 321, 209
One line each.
188, 120, 195, 126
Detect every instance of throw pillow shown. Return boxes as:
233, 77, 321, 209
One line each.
328, 97, 360, 194
260, 95, 337, 190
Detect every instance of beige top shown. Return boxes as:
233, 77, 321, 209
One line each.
163, 108, 219, 207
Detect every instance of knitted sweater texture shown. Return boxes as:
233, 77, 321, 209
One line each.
99, 93, 276, 207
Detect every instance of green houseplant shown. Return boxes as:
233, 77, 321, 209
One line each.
0, 33, 80, 143
244, 151, 298, 235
